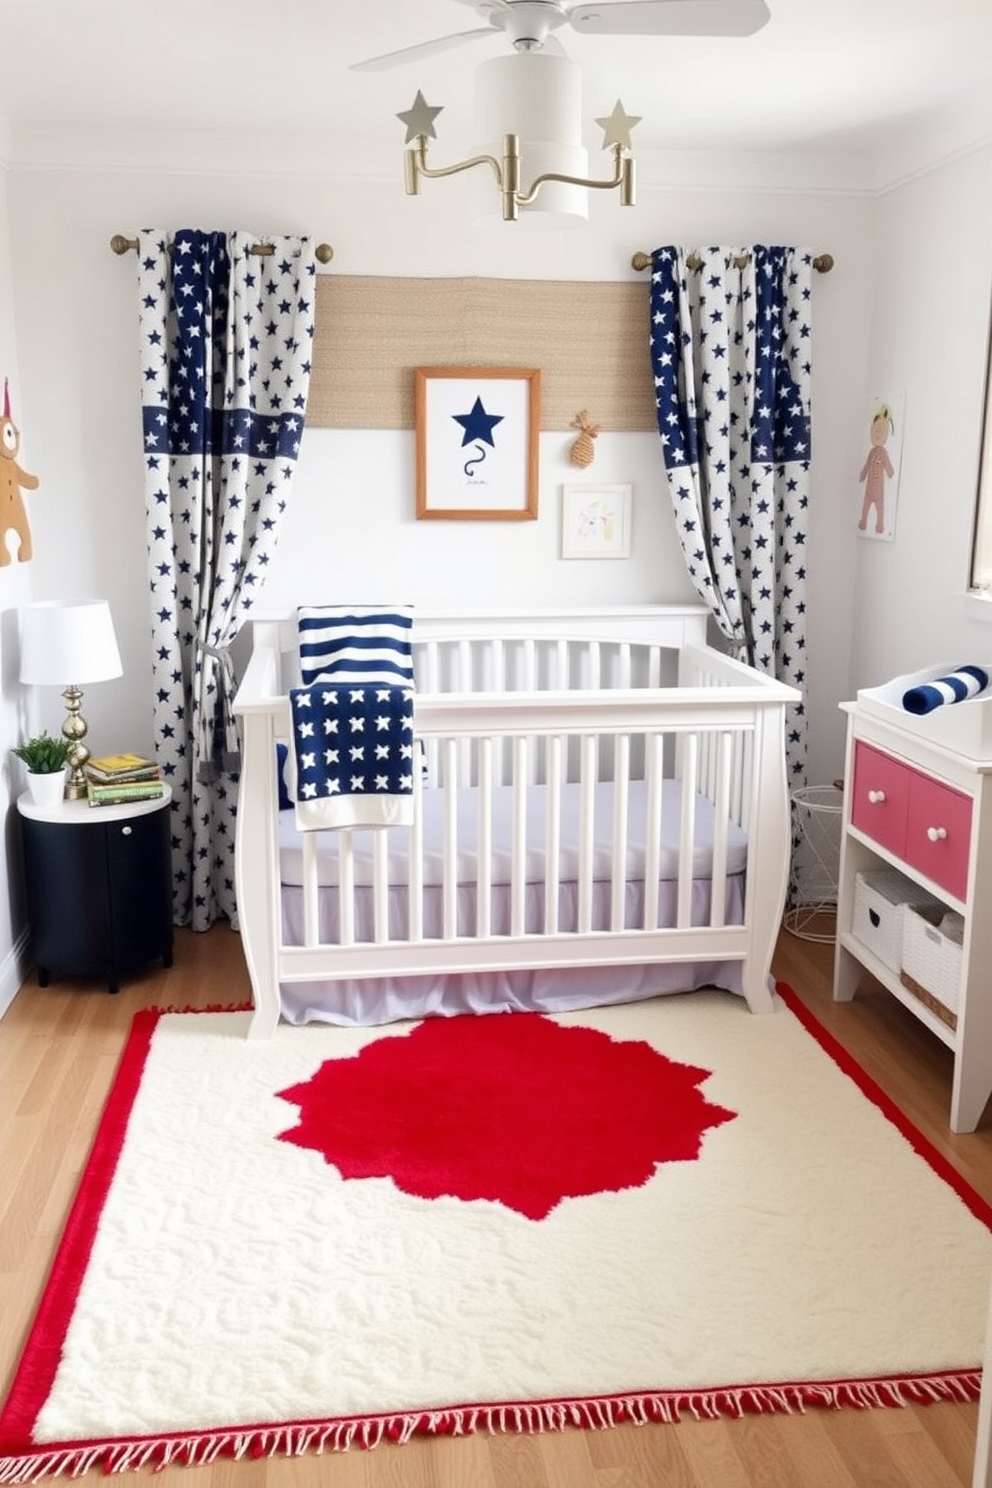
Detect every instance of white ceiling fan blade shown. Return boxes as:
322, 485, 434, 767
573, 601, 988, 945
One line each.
351, 27, 495, 73
569, 0, 770, 38
447, 0, 511, 12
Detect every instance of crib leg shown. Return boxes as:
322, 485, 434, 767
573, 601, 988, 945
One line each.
740, 963, 777, 1014
247, 996, 282, 1040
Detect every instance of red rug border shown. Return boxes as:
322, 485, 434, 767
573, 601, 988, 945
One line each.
0, 987, 988, 1481
774, 982, 992, 1230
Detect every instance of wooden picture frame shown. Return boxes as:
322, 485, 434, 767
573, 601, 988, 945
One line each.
415, 367, 540, 520
561, 483, 633, 559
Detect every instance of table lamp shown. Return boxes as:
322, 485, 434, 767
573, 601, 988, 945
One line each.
19, 599, 124, 800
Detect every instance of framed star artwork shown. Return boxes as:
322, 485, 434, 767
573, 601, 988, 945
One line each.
415, 366, 540, 520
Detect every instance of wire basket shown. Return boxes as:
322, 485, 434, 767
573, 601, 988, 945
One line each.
783, 784, 844, 943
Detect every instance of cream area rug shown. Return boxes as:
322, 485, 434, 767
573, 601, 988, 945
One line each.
1, 984, 990, 1480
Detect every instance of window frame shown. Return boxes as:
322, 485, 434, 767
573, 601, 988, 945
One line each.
970, 319, 992, 592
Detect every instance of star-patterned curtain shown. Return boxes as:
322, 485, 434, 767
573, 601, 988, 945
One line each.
136, 229, 317, 930
648, 244, 811, 791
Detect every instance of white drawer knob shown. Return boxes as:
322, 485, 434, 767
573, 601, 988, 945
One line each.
867, 789, 886, 804
121, 825, 133, 837
926, 826, 947, 842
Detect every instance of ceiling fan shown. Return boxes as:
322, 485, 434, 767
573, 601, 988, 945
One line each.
351, 0, 771, 72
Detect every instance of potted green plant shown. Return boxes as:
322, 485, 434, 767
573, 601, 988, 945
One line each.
12, 731, 72, 808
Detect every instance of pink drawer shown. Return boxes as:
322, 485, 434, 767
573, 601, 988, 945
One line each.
851, 740, 972, 902
905, 773, 971, 901
851, 743, 911, 858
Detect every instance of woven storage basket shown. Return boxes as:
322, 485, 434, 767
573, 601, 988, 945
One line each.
900, 905, 964, 1030
852, 869, 941, 974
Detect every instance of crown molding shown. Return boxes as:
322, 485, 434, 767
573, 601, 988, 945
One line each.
0, 123, 880, 195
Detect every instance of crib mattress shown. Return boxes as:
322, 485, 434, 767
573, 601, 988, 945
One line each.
278, 777, 748, 888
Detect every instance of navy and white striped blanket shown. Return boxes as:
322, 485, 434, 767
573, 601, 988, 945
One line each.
297, 604, 413, 687
290, 606, 416, 830
902, 665, 990, 716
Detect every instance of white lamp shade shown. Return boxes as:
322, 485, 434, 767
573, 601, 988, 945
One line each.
473, 52, 590, 227
19, 599, 123, 686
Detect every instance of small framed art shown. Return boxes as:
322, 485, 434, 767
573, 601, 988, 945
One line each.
561, 483, 632, 559
415, 366, 540, 520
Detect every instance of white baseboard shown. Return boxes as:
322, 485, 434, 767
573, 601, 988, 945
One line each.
0, 929, 31, 1021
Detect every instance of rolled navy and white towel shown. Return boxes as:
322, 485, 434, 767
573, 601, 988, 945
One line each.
902, 665, 990, 715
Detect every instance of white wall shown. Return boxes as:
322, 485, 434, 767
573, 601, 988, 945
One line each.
0, 166, 35, 1012
848, 140, 992, 691
4, 163, 874, 798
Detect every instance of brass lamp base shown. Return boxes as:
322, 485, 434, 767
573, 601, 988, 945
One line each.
61, 683, 92, 801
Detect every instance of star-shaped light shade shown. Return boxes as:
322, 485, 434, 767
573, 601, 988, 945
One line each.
594, 100, 642, 152
397, 90, 444, 144
452, 396, 504, 449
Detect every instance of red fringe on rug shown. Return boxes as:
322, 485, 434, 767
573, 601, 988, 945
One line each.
0, 1372, 982, 1483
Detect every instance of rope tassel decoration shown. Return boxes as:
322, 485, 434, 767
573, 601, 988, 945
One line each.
569, 409, 602, 469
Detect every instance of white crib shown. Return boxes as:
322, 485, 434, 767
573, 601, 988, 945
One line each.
233, 605, 800, 1038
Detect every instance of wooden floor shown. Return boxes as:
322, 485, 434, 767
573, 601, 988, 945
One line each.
2, 923, 991, 1487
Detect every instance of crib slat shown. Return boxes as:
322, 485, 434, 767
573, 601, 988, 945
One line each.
678, 733, 700, 928
736, 730, 753, 832
578, 734, 596, 933
544, 734, 562, 934
554, 638, 568, 690
522, 637, 536, 693
477, 738, 493, 940
408, 759, 424, 942
338, 831, 355, 946
372, 831, 389, 943
588, 640, 601, 691
302, 831, 320, 946
492, 637, 505, 692
493, 640, 506, 785
709, 731, 732, 930
618, 642, 632, 690
611, 734, 630, 932
457, 639, 471, 690
586, 643, 601, 784
643, 734, 663, 931
422, 640, 439, 784
456, 640, 474, 784
510, 736, 528, 937
443, 738, 458, 940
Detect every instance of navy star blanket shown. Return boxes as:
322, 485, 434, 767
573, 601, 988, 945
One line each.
289, 682, 416, 830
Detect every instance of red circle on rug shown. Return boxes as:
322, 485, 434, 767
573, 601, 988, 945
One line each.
276, 1012, 736, 1220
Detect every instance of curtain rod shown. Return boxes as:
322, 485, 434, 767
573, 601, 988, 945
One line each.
110, 234, 334, 264
630, 250, 833, 273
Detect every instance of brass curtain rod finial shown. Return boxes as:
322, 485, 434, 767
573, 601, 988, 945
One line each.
111, 235, 333, 264
630, 249, 833, 273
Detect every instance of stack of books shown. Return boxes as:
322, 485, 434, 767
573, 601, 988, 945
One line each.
85, 752, 164, 807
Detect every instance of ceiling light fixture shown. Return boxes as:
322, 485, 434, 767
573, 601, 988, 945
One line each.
396, 58, 640, 224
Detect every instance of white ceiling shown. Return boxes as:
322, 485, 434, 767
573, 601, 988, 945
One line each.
0, 0, 990, 177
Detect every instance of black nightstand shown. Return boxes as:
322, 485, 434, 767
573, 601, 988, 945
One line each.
17, 788, 174, 992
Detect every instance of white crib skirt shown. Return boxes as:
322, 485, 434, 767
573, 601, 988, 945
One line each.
278, 875, 747, 1027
